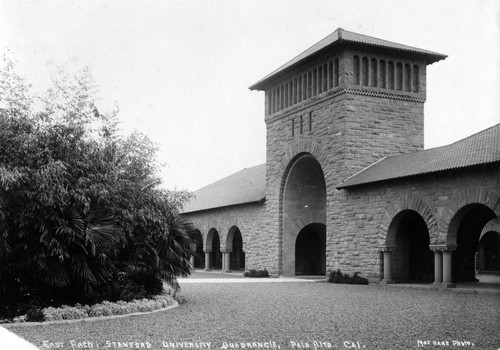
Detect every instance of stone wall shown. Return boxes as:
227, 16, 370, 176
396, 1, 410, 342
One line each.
334, 164, 500, 281
263, 85, 427, 275
181, 39, 499, 282
183, 202, 273, 271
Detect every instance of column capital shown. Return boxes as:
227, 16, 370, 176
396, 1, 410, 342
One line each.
429, 244, 457, 252
204, 249, 212, 253
222, 249, 233, 253
378, 246, 395, 253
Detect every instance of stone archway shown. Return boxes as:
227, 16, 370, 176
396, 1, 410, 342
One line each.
206, 228, 222, 270
477, 219, 500, 277
281, 154, 327, 276
448, 204, 496, 282
379, 196, 437, 284
387, 210, 433, 282
226, 226, 245, 271
444, 186, 500, 246
191, 229, 205, 269
380, 196, 438, 246
295, 223, 326, 275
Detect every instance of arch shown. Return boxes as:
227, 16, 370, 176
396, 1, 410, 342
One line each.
273, 88, 277, 114
334, 58, 339, 87
404, 63, 411, 91
379, 195, 438, 247
284, 82, 289, 109
477, 225, 500, 274
280, 154, 327, 276
379, 60, 386, 89
361, 57, 369, 86
298, 75, 303, 103
226, 226, 245, 270
387, 210, 433, 282
206, 228, 222, 270
396, 62, 403, 90
322, 63, 328, 91
318, 65, 323, 93
312, 68, 318, 96
444, 186, 500, 246
480, 218, 500, 241
293, 78, 298, 105
277, 85, 281, 111
295, 223, 326, 275
353, 56, 360, 85
191, 229, 205, 269
388, 61, 395, 89
279, 139, 329, 178
448, 203, 496, 282
370, 58, 378, 87
412, 64, 419, 92
307, 71, 312, 98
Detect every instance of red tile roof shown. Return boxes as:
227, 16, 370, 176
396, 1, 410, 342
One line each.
249, 28, 447, 91
182, 164, 266, 213
337, 123, 500, 189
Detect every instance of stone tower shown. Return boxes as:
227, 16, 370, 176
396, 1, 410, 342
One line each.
249, 28, 446, 276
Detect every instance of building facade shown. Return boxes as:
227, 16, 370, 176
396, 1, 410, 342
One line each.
182, 29, 500, 286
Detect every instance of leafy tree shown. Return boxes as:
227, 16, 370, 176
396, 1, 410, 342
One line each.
0, 55, 194, 306
0, 51, 33, 116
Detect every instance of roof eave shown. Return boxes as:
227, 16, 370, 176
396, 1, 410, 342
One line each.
248, 42, 342, 91
249, 41, 447, 91
181, 196, 266, 215
337, 161, 498, 190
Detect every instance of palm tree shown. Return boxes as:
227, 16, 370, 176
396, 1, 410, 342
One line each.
36, 205, 124, 301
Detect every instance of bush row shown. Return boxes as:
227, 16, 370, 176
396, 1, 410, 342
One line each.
327, 269, 368, 285
11, 295, 174, 323
243, 269, 269, 278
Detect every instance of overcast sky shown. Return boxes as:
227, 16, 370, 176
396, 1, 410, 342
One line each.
1, 0, 499, 191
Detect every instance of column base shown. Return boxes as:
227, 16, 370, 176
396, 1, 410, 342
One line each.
439, 283, 456, 289
379, 280, 395, 285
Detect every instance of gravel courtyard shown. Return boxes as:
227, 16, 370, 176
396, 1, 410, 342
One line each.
6, 277, 500, 350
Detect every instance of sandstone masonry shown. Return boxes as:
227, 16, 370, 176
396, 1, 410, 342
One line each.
182, 29, 500, 286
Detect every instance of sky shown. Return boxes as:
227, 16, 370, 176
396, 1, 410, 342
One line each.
0, 0, 499, 191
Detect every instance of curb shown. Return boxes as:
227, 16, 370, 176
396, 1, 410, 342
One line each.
378, 283, 500, 295
2, 300, 179, 328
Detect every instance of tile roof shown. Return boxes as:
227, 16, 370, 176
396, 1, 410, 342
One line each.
249, 28, 447, 91
337, 123, 500, 189
182, 164, 266, 213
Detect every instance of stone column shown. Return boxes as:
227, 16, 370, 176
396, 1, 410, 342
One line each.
442, 246, 456, 288
478, 246, 485, 272
224, 251, 232, 273
430, 245, 443, 286
379, 247, 395, 284
221, 252, 227, 272
189, 243, 196, 269
204, 251, 211, 271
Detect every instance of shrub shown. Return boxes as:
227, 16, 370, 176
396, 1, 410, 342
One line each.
327, 269, 368, 285
12, 315, 27, 323
26, 306, 44, 322
41, 307, 63, 321
243, 268, 269, 278
88, 305, 113, 317
42, 305, 88, 321
8, 294, 175, 323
